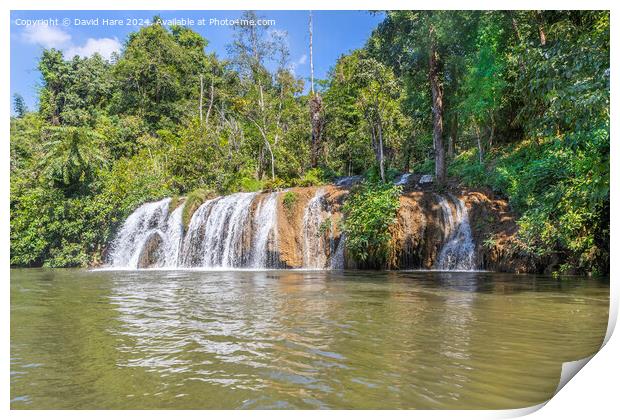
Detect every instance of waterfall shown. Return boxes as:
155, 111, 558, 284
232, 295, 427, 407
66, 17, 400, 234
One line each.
109, 192, 282, 269
107, 188, 480, 271
250, 192, 279, 268
181, 193, 256, 268
107, 198, 171, 268
331, 233, 346, 269
435, 195, 476, 271
302, 189, 331, 269
419, 174, 433, 184
162, 202, 185, 267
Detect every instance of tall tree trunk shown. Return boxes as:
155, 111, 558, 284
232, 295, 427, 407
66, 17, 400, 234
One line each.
205, 76, 214, 126
310, 94, 323, 168
308, 11, 323, 168
309, 11, 315, 95
536, 11, 547, 46
377, 119, 385, 182
475, 125, 484, 164
489, 113, 495, 149
507, 11, 522, 41
199, 74, 204, 125
448, 114, 457, 159
429, 25, 446, 184
403, 142, 412, 173
266, 139, 276, 181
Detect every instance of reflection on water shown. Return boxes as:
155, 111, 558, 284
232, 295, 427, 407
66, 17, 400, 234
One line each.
11, 269, 609, 409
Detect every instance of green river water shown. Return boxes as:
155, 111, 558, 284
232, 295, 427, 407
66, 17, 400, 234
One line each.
10, 269, 609, 409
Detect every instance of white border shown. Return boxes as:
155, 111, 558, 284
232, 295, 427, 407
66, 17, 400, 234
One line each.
3, 1, 617, 419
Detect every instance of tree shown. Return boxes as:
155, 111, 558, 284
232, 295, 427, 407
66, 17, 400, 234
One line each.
308, 11, 324, 168
369, 11, 480, 183
428, 24, 445, 182
38, 49, 68, 125
326, 51, 406, 182
13, 94, 27, 118
40, 126, 107, 193
228, 11, 304, 181
460, 12, 509, 163
113, 19, 210, 129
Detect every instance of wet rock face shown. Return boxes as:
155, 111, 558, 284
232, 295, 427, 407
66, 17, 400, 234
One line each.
276, 185, 348, 269
392, 192, 446, 269
274, 185, 523, 272
137, 232, 164, 269
462, 191, 535, 273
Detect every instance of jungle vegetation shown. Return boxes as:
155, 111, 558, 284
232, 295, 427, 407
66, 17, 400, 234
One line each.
10, 11, 609, 274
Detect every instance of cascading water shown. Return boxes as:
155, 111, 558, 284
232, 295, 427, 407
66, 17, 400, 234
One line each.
302, 189, 332, 269
109, 192, 281, 269
335, 175, 362, 187
107, 198, 171, 268
435, 195, 476, 271
250, 192, 279, 268
161, 203, 185, 267
107, 187, 480, 271
331, 233, 346, 269
181, 192, 257, 268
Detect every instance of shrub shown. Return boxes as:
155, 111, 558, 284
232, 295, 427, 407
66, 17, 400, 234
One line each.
282, 191, 297, 214
341, 181, 402, 268
295, 167, 328, 187
168, 196, 181, 213
447, 133, 609, 274
238, 176, 264, 193
262, 177, 287, 192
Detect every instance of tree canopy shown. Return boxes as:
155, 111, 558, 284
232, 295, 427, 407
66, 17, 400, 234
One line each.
10, 11, 609, 274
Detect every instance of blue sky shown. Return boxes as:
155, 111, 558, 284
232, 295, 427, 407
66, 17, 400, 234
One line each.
10, 10, 385, 111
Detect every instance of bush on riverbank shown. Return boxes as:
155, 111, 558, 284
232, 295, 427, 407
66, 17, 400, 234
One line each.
341, 181, 402, 268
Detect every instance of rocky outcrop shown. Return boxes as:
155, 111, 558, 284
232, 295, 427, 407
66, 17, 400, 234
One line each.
461, 190, 534, 273
392, 192, 446, 269
137, 231, 164, 269
273, 185, 525, 272
275, 186, 347, 268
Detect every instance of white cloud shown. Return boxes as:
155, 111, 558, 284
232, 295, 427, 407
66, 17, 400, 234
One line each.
297, 54, 307, 65
21, 24, 121, 61
65, 37, 121, 60
22, 24, 71, 49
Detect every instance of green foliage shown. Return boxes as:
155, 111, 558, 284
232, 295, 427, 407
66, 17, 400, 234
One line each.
13, 94, 27, 118
318, 219, 332, 237
237, 176, 264, 193
182, 188, 214, 229
9, 12, 609, 274
295, 168, 329, 187
449, 132, 609, 273
282, 191, 297, 214
169, 196, 181, 213
10, 186, 116, 267
262, 177, 287, 192
324, 50, 409, 178
40, 126, 108, 193
341, 181, 402, 268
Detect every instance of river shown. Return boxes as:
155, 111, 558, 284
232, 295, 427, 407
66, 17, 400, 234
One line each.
10, 269, 609, 409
